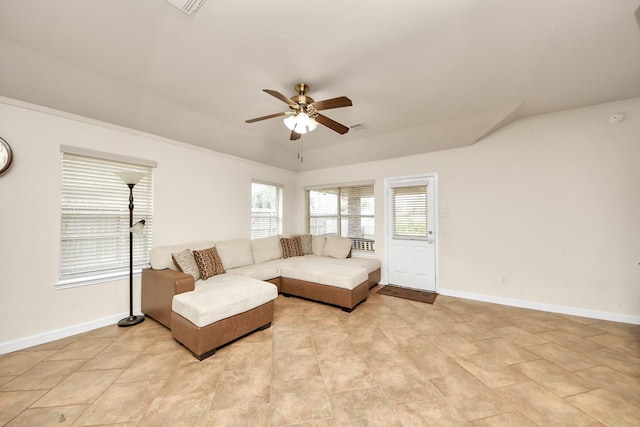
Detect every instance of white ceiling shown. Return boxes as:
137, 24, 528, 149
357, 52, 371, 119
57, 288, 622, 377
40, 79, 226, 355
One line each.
1, 0, 639, 171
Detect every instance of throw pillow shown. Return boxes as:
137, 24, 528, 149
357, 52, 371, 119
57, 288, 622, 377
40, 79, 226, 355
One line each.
171, 249, 201, 280
192, 247, 226, 280
294, 234, 312, 255
322, 235, 353, 259
280, 236, 304, 259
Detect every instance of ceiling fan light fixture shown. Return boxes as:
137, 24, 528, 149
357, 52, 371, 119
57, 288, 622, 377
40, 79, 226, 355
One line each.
246, 83, 352, 142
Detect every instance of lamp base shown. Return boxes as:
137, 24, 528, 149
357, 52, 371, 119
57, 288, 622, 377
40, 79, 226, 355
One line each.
118, 315, 145, 327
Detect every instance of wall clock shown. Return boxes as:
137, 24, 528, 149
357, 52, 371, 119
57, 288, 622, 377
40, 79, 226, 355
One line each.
0, 137, 13, 176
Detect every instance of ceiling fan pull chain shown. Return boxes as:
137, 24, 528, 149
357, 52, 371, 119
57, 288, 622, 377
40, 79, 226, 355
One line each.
297, 138, 304, 163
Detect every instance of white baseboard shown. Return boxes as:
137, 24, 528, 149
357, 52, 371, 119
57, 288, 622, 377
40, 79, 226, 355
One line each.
438, 288, 640, 325
0, 311, 142, 355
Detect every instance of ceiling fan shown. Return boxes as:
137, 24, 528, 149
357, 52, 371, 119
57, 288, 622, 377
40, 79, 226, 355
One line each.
245, 83, 353, 140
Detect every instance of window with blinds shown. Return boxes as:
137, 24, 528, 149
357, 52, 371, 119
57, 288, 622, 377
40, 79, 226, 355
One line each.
251, 181, 283, 239
391, 185, 428, 239
59, 151, 154, 287
306, 184, 375, 252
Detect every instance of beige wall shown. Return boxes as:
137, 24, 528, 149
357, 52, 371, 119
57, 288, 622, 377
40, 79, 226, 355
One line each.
296, 97, 640, 322
0, 99, 297, 349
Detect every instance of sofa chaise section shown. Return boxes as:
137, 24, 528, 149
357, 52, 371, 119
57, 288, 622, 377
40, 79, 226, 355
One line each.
171, 274, 277, 360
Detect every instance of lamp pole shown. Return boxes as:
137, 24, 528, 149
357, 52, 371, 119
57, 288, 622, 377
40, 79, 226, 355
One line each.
116, 172, 147, 327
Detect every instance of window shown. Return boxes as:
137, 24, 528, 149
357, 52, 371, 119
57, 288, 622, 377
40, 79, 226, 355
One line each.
59, 146, 155, 287
251, 181, 283, 239
306, 184, 375, 252
391, 184, 428, 239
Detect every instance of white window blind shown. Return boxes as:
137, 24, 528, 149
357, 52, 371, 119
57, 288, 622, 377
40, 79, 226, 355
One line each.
392, 185, 428, 239
60, 152, 154, 286
306, 185, 375, 252
251, 181, 283, 239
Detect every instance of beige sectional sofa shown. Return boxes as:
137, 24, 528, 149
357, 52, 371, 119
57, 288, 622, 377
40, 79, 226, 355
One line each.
141, 235, 381, 360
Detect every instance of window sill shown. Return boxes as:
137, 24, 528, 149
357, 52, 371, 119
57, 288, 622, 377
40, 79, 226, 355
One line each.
56, 268, 145, 289
351, 250, 377, 258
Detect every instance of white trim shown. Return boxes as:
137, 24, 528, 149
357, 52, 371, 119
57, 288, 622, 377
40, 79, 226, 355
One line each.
0, 311, 143, 355
303, 180, 375, 191
438, 288, 640, 325
388, 177, 430, 188
251, 178, 284, 189
60, 145, 158, 168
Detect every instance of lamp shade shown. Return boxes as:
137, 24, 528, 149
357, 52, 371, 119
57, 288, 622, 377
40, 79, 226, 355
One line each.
130, 219, 146, 234
296, 113, 310, 127
283, 115, 297, 131
307, 118, 319, 131
115, 171, 147, 185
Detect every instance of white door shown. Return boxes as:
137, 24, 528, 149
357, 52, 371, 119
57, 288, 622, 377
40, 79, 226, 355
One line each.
386, 175, 437, 291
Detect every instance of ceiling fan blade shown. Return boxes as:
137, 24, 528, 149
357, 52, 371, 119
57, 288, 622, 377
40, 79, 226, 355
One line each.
312, 96, 353, 111
290, 130, 301, 140
264, 89, 299, 108
245, 111, 286, 123
315, 114, 350, 135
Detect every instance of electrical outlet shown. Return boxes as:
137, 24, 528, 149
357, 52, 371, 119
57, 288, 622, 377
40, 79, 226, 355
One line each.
440, 202, 450, 217
500, 275, 509, 285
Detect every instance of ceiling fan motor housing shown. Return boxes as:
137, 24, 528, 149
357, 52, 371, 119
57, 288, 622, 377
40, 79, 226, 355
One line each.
291, 83, 314, 106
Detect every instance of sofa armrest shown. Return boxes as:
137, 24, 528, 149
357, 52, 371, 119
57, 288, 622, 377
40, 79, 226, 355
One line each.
175, 275, 196, 295
142, 268, 195, 329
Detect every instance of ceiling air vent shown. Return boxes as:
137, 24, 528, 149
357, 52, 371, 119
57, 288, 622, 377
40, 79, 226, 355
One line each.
164, 0, 206, 15
349, 122, 368, 133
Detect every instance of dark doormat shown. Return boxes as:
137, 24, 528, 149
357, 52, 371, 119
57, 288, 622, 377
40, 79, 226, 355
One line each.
377, 285, 438, 304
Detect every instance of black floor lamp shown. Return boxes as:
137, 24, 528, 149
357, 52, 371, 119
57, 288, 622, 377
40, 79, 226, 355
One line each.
116, 171, 147, 327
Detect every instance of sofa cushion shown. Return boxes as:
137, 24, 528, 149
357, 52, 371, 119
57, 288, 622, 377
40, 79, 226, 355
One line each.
322, 236, 353, 259
171, 249, 201, 280
150, 241, 215, 271
301, 254, 381, 275
172, 275, 278, 328
216, 239, 254, 270
226, 259, 285, 281
192, 247, 226, 280
330, 256, 381, 274
280, 236, 303, 259
311, 235, 326, 256
251, 235, 282, 264
294, 234, 313, 255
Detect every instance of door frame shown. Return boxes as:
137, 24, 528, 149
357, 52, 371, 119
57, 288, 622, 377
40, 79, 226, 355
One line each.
384, 173, 440, 292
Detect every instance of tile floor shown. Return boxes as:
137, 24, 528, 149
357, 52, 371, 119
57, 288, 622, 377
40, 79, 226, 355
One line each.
1, 288, 639, 426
